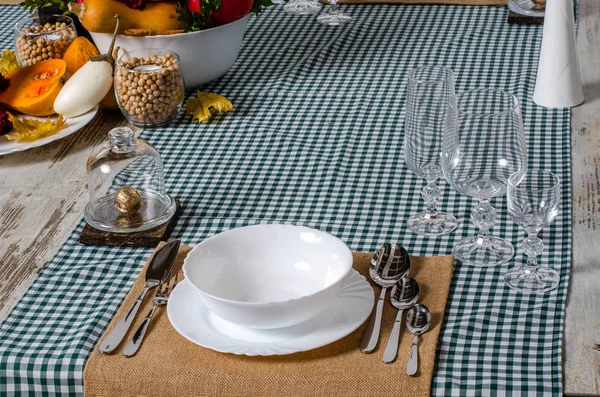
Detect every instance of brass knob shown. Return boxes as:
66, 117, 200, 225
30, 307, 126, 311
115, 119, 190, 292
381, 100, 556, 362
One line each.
114, 186, 142, 214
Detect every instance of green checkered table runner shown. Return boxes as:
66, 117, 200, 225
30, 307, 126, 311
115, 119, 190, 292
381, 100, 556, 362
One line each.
0, 4, 571, 396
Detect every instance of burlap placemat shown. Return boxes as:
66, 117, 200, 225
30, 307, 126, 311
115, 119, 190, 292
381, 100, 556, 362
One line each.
84, 245, 454, 396
339, 0, 506, 5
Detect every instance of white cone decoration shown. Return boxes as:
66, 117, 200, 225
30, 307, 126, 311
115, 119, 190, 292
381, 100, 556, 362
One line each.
533, 0, 584, 108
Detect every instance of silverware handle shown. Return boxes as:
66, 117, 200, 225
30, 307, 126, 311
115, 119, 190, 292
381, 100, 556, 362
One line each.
406, 334, 419, 376
360, 286, 387, 353
122, 304, 159, 357
382, 309, 404, 363
98, 285, 151, 354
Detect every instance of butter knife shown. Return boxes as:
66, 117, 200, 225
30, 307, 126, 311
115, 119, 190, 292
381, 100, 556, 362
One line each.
98, 239, 180, 354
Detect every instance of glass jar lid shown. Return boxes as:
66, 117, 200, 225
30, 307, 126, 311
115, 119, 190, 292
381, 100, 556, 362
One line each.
84, 127, 176, 233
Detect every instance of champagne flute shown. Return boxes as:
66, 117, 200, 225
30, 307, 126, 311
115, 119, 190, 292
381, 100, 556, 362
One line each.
403, 66, 458, 236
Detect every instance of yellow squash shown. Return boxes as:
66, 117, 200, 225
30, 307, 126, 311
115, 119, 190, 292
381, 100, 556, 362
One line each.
69, 0, 184, 34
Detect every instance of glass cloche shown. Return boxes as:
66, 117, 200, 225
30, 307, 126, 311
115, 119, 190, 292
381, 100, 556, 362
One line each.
84, 127, 176, 233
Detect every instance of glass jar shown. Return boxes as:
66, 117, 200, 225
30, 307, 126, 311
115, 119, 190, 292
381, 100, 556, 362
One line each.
84, 127, 176, 233
14, 15, 77, 67
115, 49, 185, 128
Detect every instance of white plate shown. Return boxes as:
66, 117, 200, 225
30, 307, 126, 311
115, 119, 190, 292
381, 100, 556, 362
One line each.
0, 106, 99, 156
167, 269, 374, 356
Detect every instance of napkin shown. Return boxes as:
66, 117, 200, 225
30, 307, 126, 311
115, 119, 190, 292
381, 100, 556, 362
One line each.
85, 245, 454, 397
532, 0, 583, 108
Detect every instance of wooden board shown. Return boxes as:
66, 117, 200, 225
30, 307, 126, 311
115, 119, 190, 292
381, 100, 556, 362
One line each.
564, 0, 600, 394
507, 10, 544, 25
80, 200, 182, 247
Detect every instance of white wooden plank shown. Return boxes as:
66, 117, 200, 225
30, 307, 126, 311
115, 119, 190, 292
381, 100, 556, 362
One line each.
565, 0, 600, 394
0, 111, 126, 320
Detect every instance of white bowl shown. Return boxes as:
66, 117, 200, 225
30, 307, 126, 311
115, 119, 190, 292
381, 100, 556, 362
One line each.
89, 15, 249, 89
182, 224, 353, 329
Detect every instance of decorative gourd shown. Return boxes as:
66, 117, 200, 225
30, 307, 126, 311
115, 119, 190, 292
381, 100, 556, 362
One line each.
101, 87, 119, 110
63, 37, 100, 74
0, 60, 67, 116
100, 45, 119, 110
54, 15, 120, 118
68, 0, 184, 34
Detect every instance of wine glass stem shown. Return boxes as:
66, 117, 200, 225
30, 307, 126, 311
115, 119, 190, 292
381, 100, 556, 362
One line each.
330, 0, 338, 11
471, 199, 496, 237
421, 179, 441, 216
523, 233, 543, 267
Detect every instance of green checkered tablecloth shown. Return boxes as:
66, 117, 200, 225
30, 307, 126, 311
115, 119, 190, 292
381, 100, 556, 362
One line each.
0, 3, 571, 396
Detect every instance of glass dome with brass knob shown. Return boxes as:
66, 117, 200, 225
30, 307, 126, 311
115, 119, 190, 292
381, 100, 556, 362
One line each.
84, 127, 176, 233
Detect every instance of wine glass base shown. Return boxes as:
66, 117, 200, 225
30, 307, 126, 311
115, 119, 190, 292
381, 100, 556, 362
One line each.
504, 265, 559, 293
508, 0, 545, 17
283, 0, 322, 15
453, 235, 515, 267
316, 10, 352, 26
407, 211, 458, 236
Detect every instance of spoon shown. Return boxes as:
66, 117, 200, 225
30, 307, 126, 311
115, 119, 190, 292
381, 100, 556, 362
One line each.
360, 243, 410, 353
405, 303, 432, 376
382, 276, 420, 363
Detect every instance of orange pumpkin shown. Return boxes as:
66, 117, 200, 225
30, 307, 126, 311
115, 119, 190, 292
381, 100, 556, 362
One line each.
0, 60, 68, 116
63, 37, 99, 74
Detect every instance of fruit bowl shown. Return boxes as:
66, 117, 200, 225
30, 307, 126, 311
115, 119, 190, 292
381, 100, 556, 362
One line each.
89, 14, 249, 89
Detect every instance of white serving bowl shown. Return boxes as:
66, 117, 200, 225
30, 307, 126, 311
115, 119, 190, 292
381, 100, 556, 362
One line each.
183, 224, 353, 329
90, 15, 249, 89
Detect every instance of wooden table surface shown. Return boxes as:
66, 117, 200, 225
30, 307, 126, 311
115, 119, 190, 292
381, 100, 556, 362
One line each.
1, 3, 599, 395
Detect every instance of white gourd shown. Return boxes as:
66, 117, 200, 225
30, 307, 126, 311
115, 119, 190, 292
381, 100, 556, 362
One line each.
53, 14, 120, 118
53, 61, 113, 117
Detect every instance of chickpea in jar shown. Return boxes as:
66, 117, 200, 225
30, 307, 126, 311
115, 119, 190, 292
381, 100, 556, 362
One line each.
115, 50, 185, 127
14, 15, 77, 67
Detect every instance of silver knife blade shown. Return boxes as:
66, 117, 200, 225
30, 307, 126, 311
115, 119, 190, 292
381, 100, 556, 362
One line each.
98, 239, 181, 354
146, 239, 180, 282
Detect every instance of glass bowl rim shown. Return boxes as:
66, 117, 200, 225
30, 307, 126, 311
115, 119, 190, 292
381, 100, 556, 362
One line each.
116, 49, 181, 73
15, 14, 75, 36
407, 65, 455, 85
508, 169, 560, 192
450, 88, 521, 117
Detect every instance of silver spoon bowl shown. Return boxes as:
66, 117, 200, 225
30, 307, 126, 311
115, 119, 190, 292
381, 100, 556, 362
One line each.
360, 243, 410, 353
406, 303, 432, 376
382, 276, 420, 363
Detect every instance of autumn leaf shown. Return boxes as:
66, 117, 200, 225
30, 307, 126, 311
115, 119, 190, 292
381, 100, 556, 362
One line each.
186, 92, 233, 123
5, 113, 65, 142
0, 50, 19, 76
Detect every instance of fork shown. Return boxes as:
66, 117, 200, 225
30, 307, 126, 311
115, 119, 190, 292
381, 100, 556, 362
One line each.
122, 272, 178, 357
